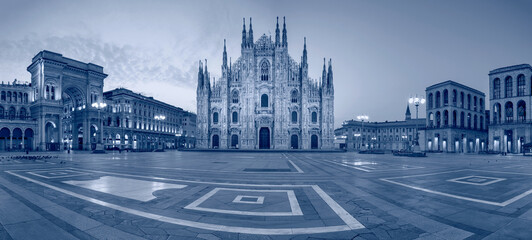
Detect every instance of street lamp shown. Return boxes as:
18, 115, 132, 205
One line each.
408, 95, 425, 152
154, 115, 166, 150
357, 115, 369, 150
402, 135, 408, 150
91, 102, 107, 153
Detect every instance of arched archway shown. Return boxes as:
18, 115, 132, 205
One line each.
311, 135, 319, 149
45, 122, 59, 151
231, 134, 239, 148
12, 128, 22, 150
259, 127, 270, 149
0, 128, 10, 150
24, 128, 34, 150
291, 134, 299, 149
212, 134, 219, 149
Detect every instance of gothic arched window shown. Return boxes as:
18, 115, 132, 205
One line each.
493, 78, 501, 99
505, 76, 513, 98
260, 60, 269, 81
232, 90, 239, 104
518, 74, 526, 96
312, 111, 317, 123
505, 101, 513, 122
291, 90, 298, 103
213, 112, 219, 124
232, 111, 238, 123
261, 94, 268, 108
518, 100, 526, 122
291, 111, 298, 123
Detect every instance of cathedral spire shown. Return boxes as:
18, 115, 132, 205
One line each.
241, 18, 247, 49
282, 16, 287, 47
222, 39, 227, 68
322, 58, 327, 88
275, 17, 280, 47
197, 60, 204, 89
327, 58, 333, 88
405, 104, 411, 120
302, 37, 307, 66
248, 17, 254, 48
204, 59, 210, 90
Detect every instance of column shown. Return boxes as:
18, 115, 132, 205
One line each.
39, 115, 46, 151
21, 131, 25, 149
58, 115, 63, 150
9, 129, 12, 150
83, 117, 90, 150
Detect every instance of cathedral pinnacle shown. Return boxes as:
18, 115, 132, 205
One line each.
302, 37, 307, 66
282, 16, 287, 47
275, 17, 280, 47
223, 39, 227, 68
242, 18, 247, 48
248, 17, 254, 48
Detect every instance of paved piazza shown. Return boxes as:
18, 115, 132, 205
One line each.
1, 152, 532, 239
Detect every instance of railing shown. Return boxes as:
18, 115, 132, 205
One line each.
0, 115, 34, 121
424, 125, 488, 132
490, 119, 532, 125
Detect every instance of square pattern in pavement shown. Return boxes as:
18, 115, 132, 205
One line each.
382, 169, 532, 206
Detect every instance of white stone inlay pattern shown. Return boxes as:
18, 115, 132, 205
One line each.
64, 176, 187, 202
447, 175, 506, 186
233, 195, 265, 204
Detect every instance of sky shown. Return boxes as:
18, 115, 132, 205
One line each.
0, 0, 531, 127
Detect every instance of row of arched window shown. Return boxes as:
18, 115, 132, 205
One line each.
428, 89, 484, 113
0, 106, 28, 120
212, 110, 318, 125
493, 74, 530, 99
230, 90, 299, 105
428, 110, 484, 130
492, 100, 526, 124
0, 91, 29, 103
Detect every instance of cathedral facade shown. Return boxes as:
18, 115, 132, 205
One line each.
196, 17, 335, 150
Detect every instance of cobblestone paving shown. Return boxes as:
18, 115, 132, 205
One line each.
1, 151, 532, 239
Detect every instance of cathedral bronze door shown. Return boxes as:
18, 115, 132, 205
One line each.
291, 135, 298, 149
311, 134, 318, 149
212, 135, 219, 149
259, 127, 270, 149
231, 134, 238, 148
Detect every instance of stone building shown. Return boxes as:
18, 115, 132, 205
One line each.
0, 50, 195, 151
425, 80, 488, 153
0, 80, 35, 150
101, 88, 196, 150
335, 106, 425, 151
196, 17, 335, 149
488, 64, 532, 153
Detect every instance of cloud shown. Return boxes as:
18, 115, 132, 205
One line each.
0, 34, 201, 112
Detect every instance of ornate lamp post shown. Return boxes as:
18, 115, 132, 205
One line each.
408, 95, 425, 152
357, 115, 369, 150
154, 115, 166, 150
91, 102, 107, 153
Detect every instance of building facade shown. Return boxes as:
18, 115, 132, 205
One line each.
425, 80, 488, 153
335, 106, 426, 151
0, 50, 195, 151
196, 17, 335, 149
488, 64, 532, 153
0, 81, 35, 150
101, 88, 196, 150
